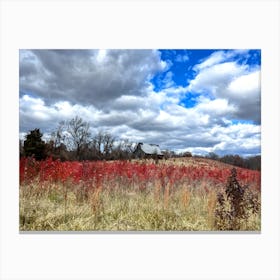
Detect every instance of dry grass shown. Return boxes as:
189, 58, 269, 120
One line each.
19, 181, 260, 231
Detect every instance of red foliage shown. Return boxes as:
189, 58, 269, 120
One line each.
19, 157, 261, 191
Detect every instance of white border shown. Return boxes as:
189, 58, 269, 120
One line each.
1, 0, 279, 279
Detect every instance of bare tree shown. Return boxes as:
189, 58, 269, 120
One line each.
103, 132, 115, 159
90, 130, 115, 160
51, 121, 66, 148
66, 116, 91, 160
49, 117, 137, 161
91, 131, 103, 159
51, 116, 91, 160
113, 139, 135, 160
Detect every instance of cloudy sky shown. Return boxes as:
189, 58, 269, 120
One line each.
19, 49, 261, 157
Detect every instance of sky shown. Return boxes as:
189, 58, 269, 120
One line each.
19, 49, 261, 157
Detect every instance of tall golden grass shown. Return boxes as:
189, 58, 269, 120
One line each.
19, 180, 260, 231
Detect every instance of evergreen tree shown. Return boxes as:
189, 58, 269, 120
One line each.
23, 128, 46, 160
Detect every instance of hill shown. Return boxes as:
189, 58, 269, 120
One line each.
19, 157, 261, 231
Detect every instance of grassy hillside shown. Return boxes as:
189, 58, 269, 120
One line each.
19, 157, 261, 231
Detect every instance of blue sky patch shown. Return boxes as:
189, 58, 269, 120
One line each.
152, 49, 261, 93
231, 119, 255, 125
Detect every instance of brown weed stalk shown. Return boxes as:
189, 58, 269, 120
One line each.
154, 180, 162, 203
182, 187, 191, 209
163, 182, 170, 208
89, 187, 102, 213
207, 190, 217, 228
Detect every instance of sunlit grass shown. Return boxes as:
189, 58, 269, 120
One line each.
19, 182, 260, 231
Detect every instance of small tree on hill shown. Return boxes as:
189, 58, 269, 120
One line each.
23, 128, 46, 160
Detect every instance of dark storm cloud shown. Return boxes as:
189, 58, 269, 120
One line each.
130, 118, 175, 132
19, 62, 38, 78
20, 49, 167, 108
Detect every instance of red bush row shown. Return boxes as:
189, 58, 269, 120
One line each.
19, 157, 261, 190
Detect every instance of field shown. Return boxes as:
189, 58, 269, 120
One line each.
19, 157, 261, 231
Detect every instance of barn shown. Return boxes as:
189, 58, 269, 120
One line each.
133, 143, 164, 159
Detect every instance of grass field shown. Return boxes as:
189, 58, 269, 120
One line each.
19, 157, 261, 231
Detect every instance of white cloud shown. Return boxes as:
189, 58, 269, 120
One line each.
161, 71, 175, 88
195, 97, 236, 116
96, 49, 107, 63
19, 49, 261, 156
186, 122, 260, 157
175, 54, 189, 63
194, 49, 250, 71
227, 70, 260, 99
20, 95, 100, 133
188, 62, 247, 95
187, 52, 260, 123
194, 50, 227, 70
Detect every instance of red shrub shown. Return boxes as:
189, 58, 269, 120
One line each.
19, 157, 261, 191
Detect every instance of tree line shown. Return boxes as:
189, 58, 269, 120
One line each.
20, 116, 261, 171
20, 116, 135, 161
205, 152, 261, 171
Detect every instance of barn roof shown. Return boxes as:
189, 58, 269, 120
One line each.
138, 143, 163, 155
